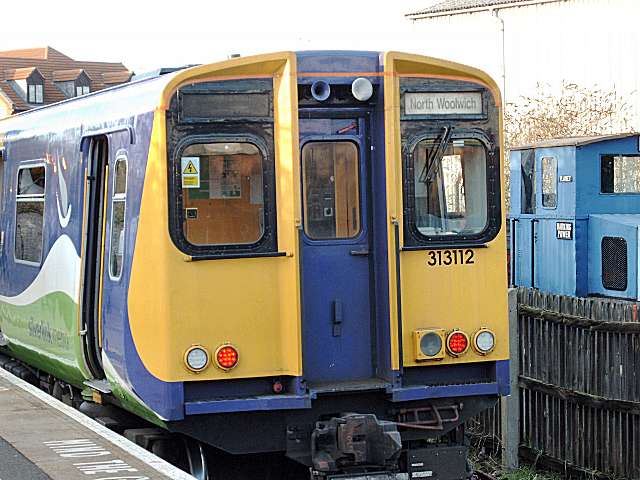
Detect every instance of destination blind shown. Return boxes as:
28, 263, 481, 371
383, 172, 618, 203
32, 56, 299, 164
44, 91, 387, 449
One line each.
405, 92, 483, 116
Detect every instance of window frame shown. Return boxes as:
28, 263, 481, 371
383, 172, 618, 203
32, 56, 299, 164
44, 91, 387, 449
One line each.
108, 154, 127, 281
169, 133, 278, 257
76, 85, 90, 97
402, 129, 501, 248
301, 139, 363, 242
27, 83, 44, 104
541, 156, 558, 209
14, 161, 47, 266
600, 154, 640, 195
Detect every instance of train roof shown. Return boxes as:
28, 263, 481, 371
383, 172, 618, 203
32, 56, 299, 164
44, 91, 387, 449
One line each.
511, 132, 638, 151
0, 50, 499, 142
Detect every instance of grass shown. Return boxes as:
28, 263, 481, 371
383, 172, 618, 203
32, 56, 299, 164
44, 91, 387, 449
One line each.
498, 466, 563, 480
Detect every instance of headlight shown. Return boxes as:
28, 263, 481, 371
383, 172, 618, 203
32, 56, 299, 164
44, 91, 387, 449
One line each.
420, 332, 442, 357
473, 329, 496, 355
184, 346, 210, 372
351, 77, 373, 102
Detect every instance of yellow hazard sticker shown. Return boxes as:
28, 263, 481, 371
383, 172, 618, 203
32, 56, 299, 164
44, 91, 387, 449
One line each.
181, 156, 200, 189
183, 160, 198, 175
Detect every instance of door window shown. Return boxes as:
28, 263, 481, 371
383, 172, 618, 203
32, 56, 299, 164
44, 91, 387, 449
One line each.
302, 142, 360, 240
109, 156, 127, 279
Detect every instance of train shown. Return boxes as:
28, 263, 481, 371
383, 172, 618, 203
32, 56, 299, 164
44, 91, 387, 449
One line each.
0, 51, 509, 480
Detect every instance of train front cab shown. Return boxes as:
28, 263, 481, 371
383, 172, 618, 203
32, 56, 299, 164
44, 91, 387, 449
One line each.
129, 52, 509, 479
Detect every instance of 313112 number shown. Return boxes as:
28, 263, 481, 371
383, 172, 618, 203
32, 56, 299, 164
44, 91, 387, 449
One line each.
426, 249, 475, 266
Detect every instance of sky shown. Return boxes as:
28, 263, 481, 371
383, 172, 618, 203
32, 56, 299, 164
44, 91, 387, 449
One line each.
1, 0, 433, 74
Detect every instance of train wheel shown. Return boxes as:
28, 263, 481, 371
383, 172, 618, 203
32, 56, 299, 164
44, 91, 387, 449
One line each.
183, 438, 209, 480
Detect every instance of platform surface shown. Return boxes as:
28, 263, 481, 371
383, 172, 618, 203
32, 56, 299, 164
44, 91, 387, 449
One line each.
0, 368, 194, 480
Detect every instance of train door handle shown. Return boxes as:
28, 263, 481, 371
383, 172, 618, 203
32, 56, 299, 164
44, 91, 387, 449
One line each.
332, 300, 343, 337
350, 249, 369, 256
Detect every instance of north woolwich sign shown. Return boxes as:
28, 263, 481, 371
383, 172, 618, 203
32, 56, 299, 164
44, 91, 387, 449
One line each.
405, 92, 483, 116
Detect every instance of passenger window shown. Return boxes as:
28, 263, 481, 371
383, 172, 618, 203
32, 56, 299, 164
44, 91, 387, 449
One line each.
302, 142, 360, 240
541, 156, 557, 208
520, 149, 535, 214
411, 138, 487, 236
0, 149, 4, 214
109, 157, 127, 279
181, 142, 264, 246
601, 155, 640, 193
15, 165, 46, 264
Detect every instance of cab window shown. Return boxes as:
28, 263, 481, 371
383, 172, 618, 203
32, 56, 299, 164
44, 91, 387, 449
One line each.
181, 142, 265, 246
410, 138, 488, 237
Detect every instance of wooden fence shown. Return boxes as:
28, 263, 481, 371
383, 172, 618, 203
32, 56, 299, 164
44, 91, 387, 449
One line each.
468, 288, 640, 478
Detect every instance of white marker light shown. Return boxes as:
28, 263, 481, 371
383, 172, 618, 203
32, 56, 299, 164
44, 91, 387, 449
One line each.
185, 346, 209, 372
420, 332, 443, 357
351, 77, 373, 102
474, 329, 496, 354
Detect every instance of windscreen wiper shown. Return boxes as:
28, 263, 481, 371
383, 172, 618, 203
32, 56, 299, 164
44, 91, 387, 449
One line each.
418, 126, 453, 184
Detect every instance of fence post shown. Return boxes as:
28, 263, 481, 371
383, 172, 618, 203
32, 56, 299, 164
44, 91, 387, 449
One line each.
501, 288, 520, 469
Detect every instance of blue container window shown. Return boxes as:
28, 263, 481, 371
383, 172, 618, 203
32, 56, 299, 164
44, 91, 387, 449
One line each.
541, 156, 557, 208
520, 149, 535, 214
601, 155, 640, 193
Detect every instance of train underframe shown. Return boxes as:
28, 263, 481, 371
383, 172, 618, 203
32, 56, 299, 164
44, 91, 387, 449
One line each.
0, 350, 495, 479
169, 389, 496, 479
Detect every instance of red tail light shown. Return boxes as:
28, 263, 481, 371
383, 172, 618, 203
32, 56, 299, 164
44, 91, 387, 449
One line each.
215, 344, 239, 371
446, 331, 469, 356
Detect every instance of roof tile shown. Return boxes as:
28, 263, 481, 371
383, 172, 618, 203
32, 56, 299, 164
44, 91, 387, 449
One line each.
0, 46, 131, 115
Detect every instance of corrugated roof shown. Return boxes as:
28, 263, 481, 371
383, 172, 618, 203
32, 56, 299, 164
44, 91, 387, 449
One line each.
0, 46, 131, 113
511, 133, 638, 150
407, 0, 561, 17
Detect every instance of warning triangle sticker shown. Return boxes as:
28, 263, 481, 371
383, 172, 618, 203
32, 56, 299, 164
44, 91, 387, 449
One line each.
183, 160, 198, 175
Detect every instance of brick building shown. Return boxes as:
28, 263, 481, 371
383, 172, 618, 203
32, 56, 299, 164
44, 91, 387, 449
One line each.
0, 47, 132, 118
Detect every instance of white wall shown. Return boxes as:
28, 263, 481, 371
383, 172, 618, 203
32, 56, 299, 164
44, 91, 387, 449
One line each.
408, 0, 640, 128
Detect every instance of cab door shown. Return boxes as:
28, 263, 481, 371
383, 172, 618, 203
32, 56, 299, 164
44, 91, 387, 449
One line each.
300, 116, 374, 384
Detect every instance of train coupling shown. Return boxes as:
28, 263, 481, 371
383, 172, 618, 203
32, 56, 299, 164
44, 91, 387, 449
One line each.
310, 413, 402, 478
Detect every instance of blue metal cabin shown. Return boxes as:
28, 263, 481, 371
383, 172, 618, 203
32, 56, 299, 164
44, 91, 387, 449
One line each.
509, 133, 640, 299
